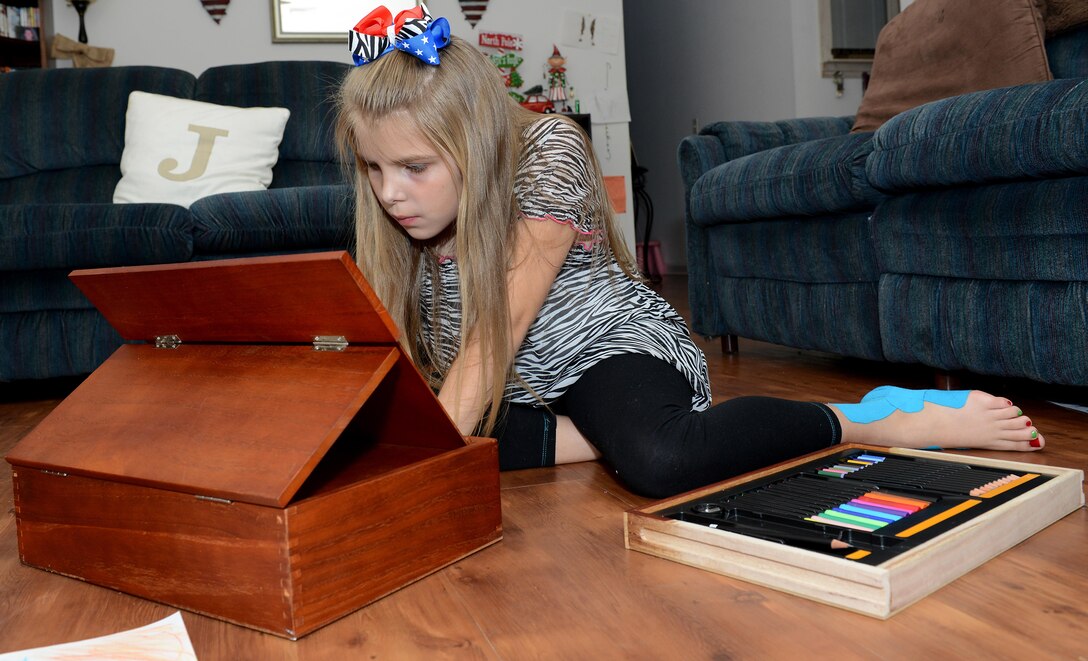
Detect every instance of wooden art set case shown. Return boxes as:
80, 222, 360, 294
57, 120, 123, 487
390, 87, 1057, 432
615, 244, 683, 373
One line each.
626, 444, 1084, 618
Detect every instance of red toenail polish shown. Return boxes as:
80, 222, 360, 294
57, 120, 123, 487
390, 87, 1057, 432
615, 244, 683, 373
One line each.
1030, 438, 1041, 448
1006, 399, 1013, 406
1026, 420, 1031, 427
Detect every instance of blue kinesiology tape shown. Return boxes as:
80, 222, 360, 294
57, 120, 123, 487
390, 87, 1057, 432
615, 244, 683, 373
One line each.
833, 386, 970, 424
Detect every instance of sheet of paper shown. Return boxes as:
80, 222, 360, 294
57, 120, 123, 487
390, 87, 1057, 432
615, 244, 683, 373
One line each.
583, 91, 631, 124
0, 612, 198, 661
604, 175, 627, 213
561, 11, 621, 54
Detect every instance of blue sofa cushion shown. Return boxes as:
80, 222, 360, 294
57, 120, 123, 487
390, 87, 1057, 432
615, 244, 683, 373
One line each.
195, 61, 350, 165
872, 176, 1088, 281
689, 132, 883, 224
705, 211, 878, 282
879, 274, 1088, 385
868, 78, 1088, 192
0, 270, 93, 313
1046, 25, 1088, 78
0, 309, 123, 381
0, 66, 196, 180
190, 185, 353, 254
0, 203, 193, 271
271, 161, 348, 189
707, 278, 883, 362
0, 166, 121, 205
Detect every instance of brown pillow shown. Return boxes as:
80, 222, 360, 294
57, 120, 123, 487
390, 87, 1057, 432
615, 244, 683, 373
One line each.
851, 0, 1052, 133
1045, 0, 1088, 35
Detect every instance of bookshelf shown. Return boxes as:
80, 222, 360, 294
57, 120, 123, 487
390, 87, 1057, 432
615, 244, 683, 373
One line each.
1, 0, 49, 71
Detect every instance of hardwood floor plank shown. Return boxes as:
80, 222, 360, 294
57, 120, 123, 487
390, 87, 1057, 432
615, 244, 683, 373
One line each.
448, 478, 751, 660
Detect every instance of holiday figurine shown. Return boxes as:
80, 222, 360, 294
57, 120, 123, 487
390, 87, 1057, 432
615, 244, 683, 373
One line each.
546, 45, 570, 112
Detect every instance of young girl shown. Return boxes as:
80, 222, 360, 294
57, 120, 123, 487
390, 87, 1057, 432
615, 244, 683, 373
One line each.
337, 5, 1043, 498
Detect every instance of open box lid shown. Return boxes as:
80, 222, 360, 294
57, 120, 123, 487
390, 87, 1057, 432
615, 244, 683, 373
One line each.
7, 252, 467, 507
67, 251, 400, 345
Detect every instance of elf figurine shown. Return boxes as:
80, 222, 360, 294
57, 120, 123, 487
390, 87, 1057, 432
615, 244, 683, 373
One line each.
546, 45, 570, 112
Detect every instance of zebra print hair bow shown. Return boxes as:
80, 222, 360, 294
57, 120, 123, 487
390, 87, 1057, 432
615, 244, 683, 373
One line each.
349, 3, 451, 67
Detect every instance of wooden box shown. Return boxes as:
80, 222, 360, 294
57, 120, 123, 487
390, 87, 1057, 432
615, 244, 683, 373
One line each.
625, 444, 1083, 619
6, 252, 502, 639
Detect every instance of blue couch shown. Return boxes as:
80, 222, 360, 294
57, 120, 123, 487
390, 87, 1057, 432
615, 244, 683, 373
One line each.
680, 28, 1088, 387
0, 61, 354, 381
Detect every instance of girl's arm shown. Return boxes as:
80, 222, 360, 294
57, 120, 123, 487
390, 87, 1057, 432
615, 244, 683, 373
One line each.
438, 216, 577, 434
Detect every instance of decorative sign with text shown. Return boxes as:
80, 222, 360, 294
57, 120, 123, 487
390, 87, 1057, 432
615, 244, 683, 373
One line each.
478, 32, 523, 51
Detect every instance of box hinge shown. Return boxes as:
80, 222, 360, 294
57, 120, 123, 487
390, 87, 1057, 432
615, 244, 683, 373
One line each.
313, 335, 348, 352
154, 334, 182, 349
195, 494, 233, 505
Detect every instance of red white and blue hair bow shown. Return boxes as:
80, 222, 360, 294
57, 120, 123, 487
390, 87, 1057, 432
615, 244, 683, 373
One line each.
349, 3, 451, 66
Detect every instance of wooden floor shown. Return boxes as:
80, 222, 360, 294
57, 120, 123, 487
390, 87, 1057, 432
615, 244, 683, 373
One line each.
1, 276, 1086, 660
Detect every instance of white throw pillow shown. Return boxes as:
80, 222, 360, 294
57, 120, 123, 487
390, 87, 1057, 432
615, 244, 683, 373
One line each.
113, 91, 291, 208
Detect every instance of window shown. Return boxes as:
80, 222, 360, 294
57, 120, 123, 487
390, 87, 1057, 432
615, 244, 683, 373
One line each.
270, 0, 419, 43
819, 0, 900, 77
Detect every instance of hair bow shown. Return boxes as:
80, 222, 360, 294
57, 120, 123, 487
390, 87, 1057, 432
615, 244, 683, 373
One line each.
349, 3, 451, 67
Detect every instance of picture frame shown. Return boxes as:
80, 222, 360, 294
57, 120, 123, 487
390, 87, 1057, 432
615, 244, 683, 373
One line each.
270, 0, 419, 43
17, 26, 40, 42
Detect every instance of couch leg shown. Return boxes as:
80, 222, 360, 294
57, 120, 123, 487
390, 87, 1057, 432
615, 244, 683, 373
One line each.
721, 334, 739, 354
933, 370, 960, 390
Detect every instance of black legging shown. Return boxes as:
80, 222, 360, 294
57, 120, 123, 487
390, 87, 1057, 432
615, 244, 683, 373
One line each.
492, 354, 842, 498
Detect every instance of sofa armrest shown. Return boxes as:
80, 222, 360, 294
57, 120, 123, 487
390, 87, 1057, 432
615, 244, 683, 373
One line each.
678, 135, 727, 193
674, 134, 726, 192
679, 116, 856, 191
679, 115, 854, 338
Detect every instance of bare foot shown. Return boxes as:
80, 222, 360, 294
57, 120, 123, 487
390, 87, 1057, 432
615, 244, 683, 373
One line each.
829, 390, 1044, 451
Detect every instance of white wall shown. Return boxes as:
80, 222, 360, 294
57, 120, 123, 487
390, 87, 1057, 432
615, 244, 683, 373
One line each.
624, 0, 867, 273
48, 0, 635, 252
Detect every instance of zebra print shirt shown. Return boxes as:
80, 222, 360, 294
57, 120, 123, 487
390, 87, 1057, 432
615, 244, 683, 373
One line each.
419, 116, 712, 410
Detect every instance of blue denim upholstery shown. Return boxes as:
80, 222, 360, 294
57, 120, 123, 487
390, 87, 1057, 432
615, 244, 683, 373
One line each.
190, 185, 354, 255
867, 175, 1088, 384
194, 60, 348, 175
867, 79, 1088, 191
0, 62, 353, 381
0, 66, 196, 180
1047, 25, 1088, 78
690, 132, 883, 223
697, 212, 883, 360
682, 32, 1088, 386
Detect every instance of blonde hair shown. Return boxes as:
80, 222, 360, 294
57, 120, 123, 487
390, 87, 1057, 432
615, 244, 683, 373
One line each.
336, 36, 636, 434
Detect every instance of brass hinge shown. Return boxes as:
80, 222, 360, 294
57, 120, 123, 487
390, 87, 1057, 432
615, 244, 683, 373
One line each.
154, 334, 182, 349
313, 335, 348, 352
195, 494, 233, 505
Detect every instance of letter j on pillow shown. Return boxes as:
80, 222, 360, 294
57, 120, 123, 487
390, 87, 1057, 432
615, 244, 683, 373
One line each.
113, 91, 290, 208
